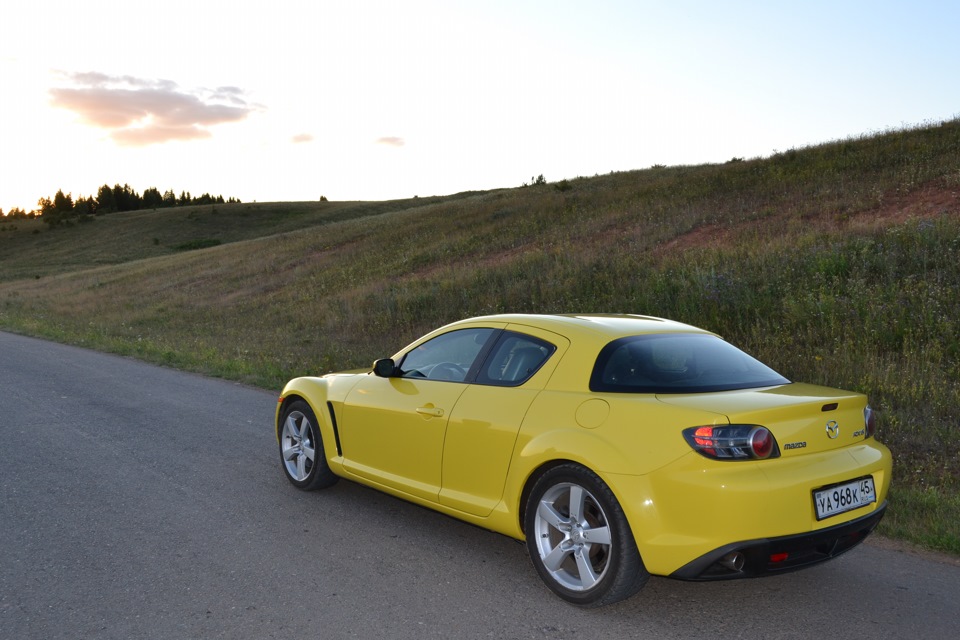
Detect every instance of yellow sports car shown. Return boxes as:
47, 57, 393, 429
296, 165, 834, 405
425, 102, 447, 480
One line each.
275, 314, 891, 606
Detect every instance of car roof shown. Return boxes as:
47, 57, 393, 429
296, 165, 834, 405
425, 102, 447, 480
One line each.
409, 314, 719, 392
449, 313, 713, 342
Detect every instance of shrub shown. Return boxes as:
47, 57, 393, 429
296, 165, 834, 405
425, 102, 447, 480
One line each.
173, 238, 222, 251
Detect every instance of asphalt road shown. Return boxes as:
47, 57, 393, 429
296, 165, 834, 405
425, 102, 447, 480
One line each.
2, 330, 959, 640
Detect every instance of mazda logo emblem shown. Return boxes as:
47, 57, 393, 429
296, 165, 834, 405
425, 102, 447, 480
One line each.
826, 420, 840, 439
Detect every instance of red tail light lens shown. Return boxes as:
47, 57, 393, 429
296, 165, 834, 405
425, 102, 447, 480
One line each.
683, 425, 780, 460
750, 427, 774, 458
864, 405, 876, 439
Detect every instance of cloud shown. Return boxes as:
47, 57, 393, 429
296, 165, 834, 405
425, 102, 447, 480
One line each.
291, 133, 314, 144
376, 136, 405, 147
112, 124, 213, 146
49, 72, 257, 146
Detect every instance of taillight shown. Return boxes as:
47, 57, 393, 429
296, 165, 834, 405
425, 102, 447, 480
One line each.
683, 425, 780, 460
864, 405, 876, 439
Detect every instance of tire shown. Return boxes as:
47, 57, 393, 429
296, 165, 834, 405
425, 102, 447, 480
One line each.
524, 463, 648, 607
278, 400, 339, 490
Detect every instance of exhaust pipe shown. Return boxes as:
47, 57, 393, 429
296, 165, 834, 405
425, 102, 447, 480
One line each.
718, 551, 745, 572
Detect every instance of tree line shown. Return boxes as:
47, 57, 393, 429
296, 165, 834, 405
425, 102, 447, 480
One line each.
1, 184, 241, 225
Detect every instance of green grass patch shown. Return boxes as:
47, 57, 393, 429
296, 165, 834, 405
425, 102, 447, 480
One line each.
878, 486, 960, 555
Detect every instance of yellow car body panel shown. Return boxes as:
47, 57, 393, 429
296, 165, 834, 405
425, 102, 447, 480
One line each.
613, 443, 891, 575
276, 313, 892, 584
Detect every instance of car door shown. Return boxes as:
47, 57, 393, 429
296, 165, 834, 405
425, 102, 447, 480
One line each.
339, 326, 499, 502
439, 327, 568, 516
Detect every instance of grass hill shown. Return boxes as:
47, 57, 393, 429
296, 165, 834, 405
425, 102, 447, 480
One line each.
0, 195, 475, 282
2, 119, 959, 554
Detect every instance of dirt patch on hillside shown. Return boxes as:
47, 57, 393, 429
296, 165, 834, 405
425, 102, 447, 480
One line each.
871, 181, 960, 222
655, 222, 734, 255
657, 181, 960, 255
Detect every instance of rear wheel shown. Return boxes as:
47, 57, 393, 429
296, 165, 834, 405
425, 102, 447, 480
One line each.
525, 463, 648, 607
278, 400, 339, 490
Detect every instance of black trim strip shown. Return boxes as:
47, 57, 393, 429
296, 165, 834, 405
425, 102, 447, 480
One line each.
670, 502, 886, 581
326, 401, 343, 456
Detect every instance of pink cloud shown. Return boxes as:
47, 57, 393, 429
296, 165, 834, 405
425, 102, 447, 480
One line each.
291, 133, 314, 143
49, 72, 257, 146
111, 124, 213, 146
376, 136, 405, 147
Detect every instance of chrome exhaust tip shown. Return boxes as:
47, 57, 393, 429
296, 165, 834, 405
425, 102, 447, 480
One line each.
718, 551, 745, 572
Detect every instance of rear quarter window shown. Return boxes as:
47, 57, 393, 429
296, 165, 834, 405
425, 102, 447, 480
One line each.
476, 332, 556, 387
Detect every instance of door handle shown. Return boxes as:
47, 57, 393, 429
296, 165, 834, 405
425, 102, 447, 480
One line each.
416, 406, 444, 417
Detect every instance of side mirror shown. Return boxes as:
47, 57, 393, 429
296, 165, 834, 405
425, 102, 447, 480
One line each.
372, 358, 397, 378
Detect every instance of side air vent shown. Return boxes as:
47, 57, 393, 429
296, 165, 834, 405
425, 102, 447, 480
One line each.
326, 402, 343, 456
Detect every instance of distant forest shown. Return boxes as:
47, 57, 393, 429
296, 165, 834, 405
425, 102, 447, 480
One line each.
1, 184, 241, 225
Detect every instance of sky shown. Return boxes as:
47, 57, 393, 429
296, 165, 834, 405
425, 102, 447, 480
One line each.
2, 0, 959, 213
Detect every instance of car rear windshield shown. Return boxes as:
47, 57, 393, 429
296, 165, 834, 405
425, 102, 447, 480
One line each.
590, 333, 789, 394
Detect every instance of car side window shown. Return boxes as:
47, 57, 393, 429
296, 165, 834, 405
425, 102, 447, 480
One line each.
398, 328, 496, 382
476, 332, 556, 387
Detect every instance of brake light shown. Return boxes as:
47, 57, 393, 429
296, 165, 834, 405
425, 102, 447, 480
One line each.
864, 405, 876, 439
683, 425, 780, 460
751, 427, 775, 458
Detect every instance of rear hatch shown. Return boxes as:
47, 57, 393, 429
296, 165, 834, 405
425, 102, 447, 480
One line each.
656, 382, 869, 455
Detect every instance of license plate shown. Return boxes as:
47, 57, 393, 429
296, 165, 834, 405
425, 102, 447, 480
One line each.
813, 477, 876, 520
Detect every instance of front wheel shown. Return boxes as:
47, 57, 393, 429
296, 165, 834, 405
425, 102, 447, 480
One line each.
524, 464, 648, 607
278, 400, 339, 490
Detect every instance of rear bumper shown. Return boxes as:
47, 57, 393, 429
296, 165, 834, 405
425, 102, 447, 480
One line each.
670, 501, 886, 580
